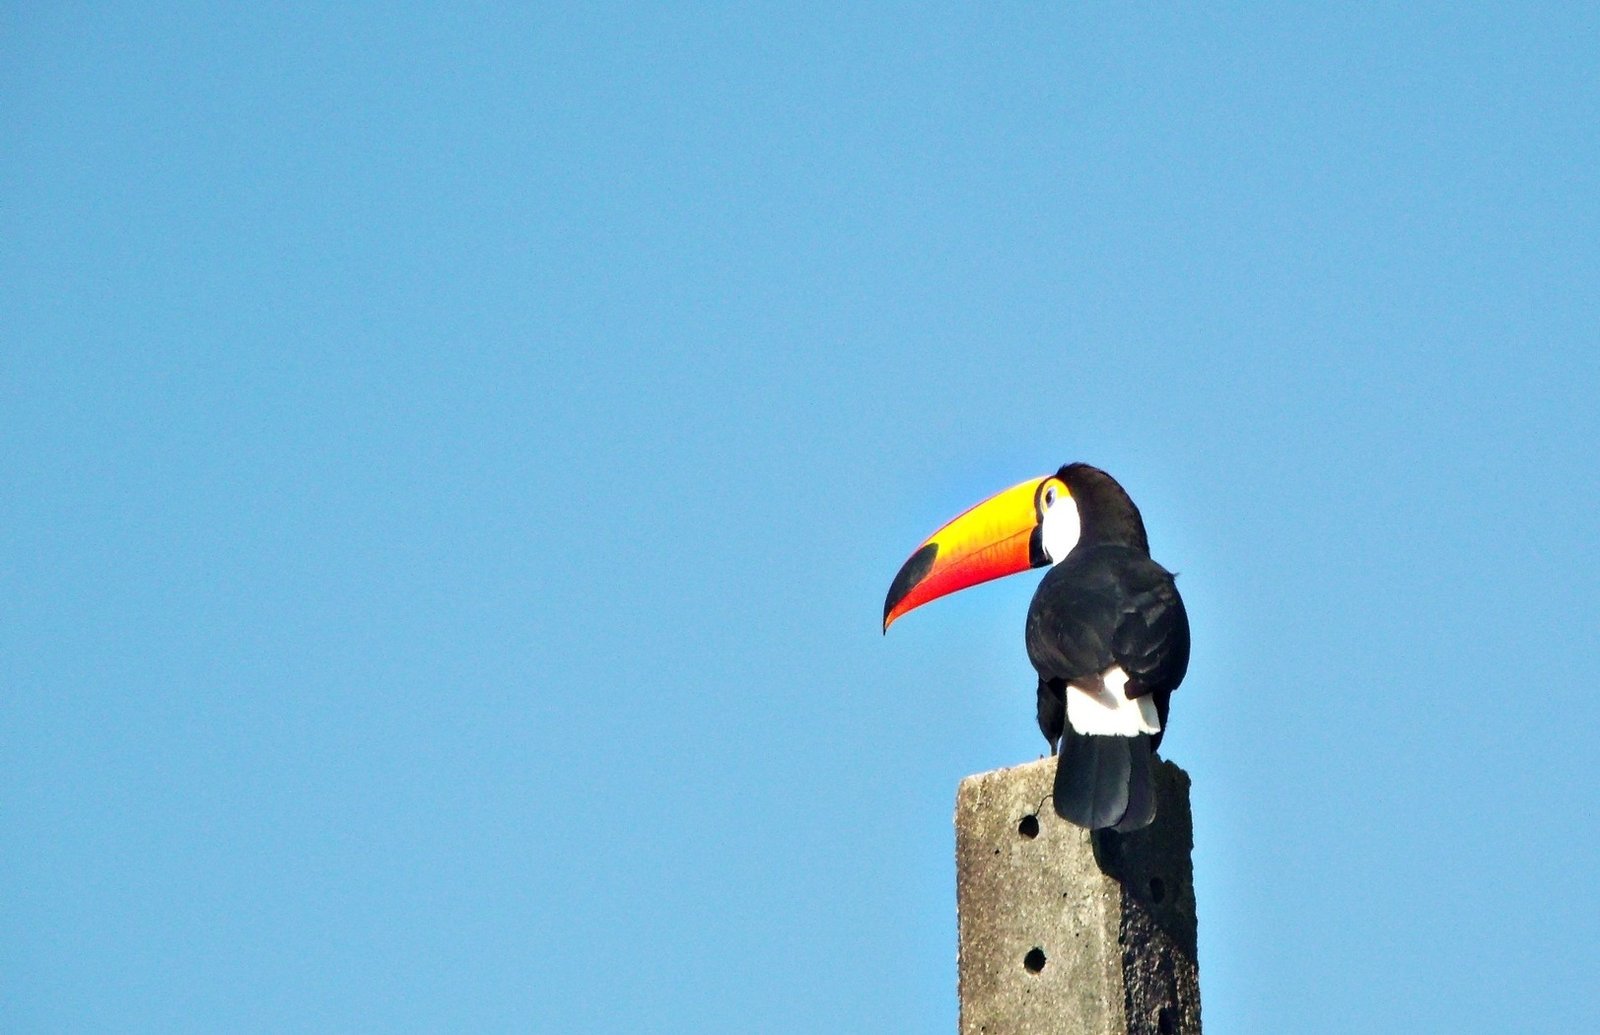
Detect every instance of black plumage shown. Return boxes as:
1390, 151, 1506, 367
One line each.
1025, 464, 1190, 832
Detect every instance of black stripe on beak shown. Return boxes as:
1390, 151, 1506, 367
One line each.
883, 542, 938, 632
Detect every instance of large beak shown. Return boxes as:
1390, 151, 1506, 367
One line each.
883, 476, 1050, 632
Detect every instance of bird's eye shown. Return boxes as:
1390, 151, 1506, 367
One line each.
1043, 486, 1057, 507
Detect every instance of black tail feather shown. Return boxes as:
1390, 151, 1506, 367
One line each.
1114, 735, 1156, 832
1053, 727, 1157, 831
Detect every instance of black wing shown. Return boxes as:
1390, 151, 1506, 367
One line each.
1111, 569, 1189, 699
1026, 544, 1190, 747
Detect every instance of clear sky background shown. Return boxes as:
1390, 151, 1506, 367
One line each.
5, 4, 1599, 1033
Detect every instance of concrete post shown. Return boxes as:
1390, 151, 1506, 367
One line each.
955, 756, 1200, 1035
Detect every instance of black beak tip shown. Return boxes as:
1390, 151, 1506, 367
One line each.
883, 542, 939, 633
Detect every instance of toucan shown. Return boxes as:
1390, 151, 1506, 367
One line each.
883, 463, 1189, 832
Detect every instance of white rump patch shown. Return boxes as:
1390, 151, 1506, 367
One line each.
1067, 666, 1161, 737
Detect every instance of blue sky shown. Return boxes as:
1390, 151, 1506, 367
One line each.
5, 4, 1598, 1032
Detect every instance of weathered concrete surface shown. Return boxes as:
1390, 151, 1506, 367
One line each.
955, 757, 1199, 1035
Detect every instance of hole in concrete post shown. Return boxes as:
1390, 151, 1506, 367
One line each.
1157, 1005, 1176, 1033
1023, 947, 1047, 973
1018, 814, 1040, 839
1148, 876, 1166, 903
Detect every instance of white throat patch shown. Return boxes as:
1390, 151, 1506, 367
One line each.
1040, 495, 1081, 564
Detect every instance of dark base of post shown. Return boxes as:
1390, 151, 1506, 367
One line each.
955, 756, 1200, 1034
